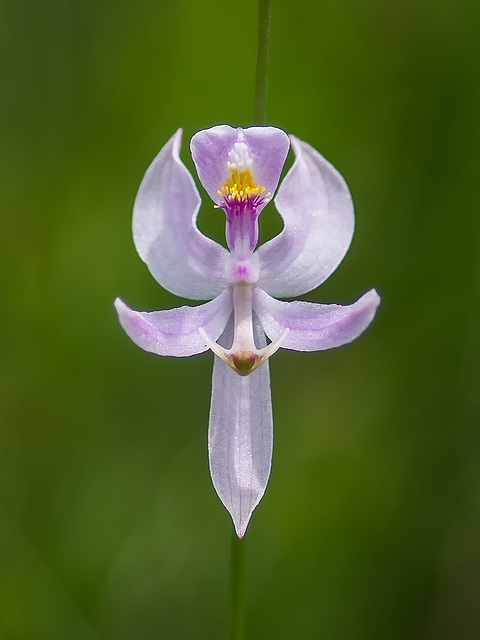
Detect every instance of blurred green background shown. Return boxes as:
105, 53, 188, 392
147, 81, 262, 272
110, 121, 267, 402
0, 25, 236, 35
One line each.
1, 0, 479, 638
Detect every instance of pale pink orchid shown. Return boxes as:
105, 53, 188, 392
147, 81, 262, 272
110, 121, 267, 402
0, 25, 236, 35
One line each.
115, 125, 380, 537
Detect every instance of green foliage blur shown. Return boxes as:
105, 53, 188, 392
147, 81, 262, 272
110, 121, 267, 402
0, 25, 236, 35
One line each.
1, 0, 479, 638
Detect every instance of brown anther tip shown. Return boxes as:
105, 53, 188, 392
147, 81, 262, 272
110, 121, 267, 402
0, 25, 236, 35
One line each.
230, 351, 259, 376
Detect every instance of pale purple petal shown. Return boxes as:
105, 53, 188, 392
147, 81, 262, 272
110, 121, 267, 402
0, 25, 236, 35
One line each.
133, 129, 228, 300
208, 316, 272, 538
114, 288, 232, 357
191, 125, 290, 206
253, 288, 380, 351
256, 136, 355, 298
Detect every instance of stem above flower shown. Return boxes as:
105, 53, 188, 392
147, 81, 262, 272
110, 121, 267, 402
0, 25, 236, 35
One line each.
253, 0, 272, 125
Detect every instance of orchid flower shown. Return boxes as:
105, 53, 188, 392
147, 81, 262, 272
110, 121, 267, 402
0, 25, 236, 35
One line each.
115, 125, 380, 537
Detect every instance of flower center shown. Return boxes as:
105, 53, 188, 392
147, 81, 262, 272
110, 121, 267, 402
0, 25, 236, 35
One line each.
199, 284, 289, 377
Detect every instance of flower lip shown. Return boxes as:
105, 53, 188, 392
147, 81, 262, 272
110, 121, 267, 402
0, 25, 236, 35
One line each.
217, 166, 271, 256
190, 125, 290, 208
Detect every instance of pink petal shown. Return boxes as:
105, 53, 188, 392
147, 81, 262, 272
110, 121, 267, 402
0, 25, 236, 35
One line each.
253, 288, 380, 351
256, 136, 355, 298
190, 125, 290, 207
133, 129, 228, 300
208, 317, 272, 538
114, 288, 232, 357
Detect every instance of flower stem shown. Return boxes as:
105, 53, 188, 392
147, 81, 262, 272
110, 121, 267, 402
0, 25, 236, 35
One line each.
253, 0, 273, 125
228, 530, 246, 640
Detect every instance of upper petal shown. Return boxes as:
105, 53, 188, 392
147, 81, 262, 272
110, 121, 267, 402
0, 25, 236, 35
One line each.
190, 125, 290, 207
114, 288, 233, 357
133, 129, 228, 300
208, 316, 272, 538
253, 288, 380, 351
256, 136, 355, 298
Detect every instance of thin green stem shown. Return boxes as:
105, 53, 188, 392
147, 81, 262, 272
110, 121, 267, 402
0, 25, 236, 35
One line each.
228, 531, 246, 640
253, 0, 273, 125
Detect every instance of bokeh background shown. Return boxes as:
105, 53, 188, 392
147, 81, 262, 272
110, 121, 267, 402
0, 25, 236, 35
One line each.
1, 0, 479, 638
